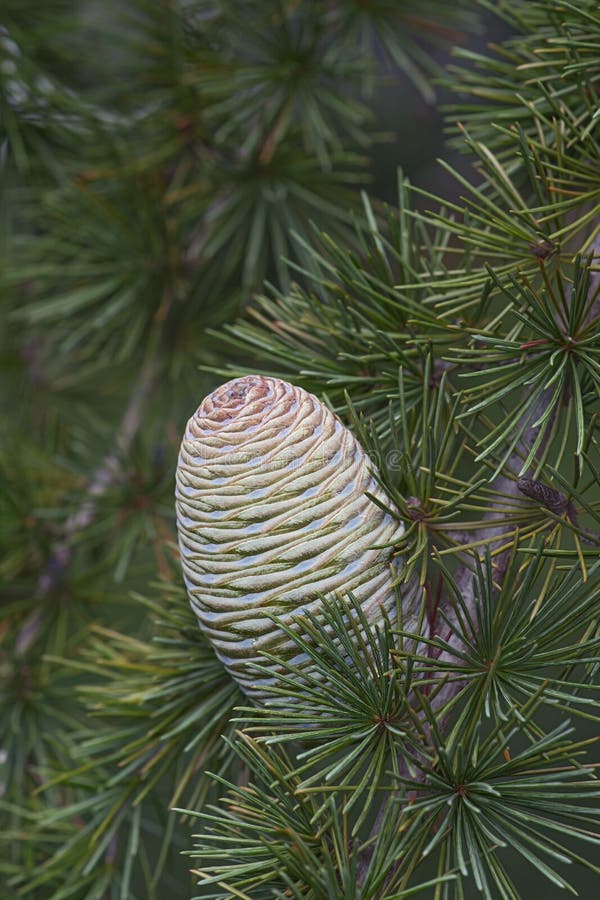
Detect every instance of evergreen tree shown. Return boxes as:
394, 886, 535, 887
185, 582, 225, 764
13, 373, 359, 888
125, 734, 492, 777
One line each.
1, 1, 599, 898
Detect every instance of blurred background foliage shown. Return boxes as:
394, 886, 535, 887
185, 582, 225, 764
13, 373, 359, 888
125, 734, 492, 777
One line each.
1, 1, 599, 898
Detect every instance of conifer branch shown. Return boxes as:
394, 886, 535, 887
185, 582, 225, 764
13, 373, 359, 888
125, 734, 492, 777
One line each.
4, 2, 600, 896
435, 231, 600, 703
41, 354, 161, 590
16, 355, 162, 656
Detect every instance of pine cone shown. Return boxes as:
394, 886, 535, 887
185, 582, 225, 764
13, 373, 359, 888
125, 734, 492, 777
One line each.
175, 375, 410, 699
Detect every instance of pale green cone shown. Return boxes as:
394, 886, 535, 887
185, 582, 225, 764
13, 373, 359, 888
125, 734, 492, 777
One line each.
175, 375, 410, 699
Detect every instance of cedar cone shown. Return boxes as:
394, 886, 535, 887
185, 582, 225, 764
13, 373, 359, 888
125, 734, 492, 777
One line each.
175, 375, 411, 699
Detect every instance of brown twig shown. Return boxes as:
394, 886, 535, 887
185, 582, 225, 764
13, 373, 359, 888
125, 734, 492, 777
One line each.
16, 355, 162, 656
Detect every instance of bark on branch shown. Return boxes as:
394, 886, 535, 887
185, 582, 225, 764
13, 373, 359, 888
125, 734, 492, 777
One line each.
433, 235, 600, 709
16, 355, 162, 656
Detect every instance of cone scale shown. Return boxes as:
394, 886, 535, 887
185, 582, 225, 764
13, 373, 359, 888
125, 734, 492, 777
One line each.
175, 375, 409, 699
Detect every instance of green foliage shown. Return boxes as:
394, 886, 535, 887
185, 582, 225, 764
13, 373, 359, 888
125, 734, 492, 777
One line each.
419, 552, 600, 723
446, 0, 600, 165
2, 0, 600, 898
182, 592, 599, 899
5, 578, 242, 899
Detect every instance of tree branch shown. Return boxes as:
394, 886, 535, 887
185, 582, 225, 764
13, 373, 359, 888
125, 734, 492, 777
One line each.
433, 234, 600, 708
16, 355, 162, 656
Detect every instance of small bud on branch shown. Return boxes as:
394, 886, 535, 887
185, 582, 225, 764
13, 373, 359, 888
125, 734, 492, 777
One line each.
517, 475, 570, 516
